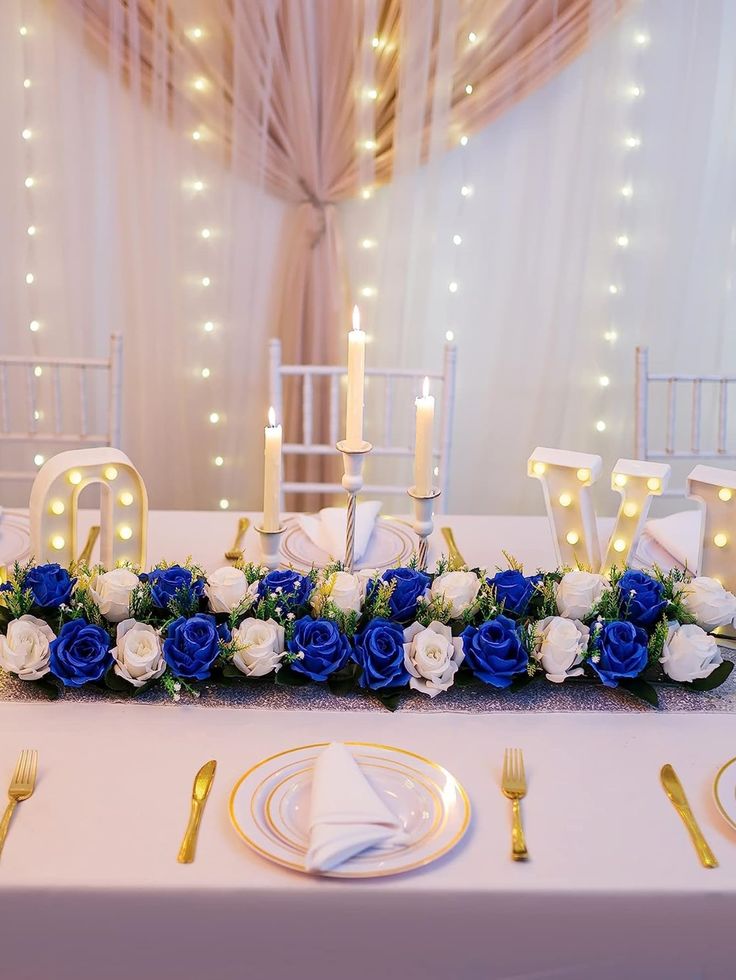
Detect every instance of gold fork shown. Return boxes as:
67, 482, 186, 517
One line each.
502, 748, 529, 861
77, 525, 100, 566
441, 527, 466, 566
225, 517, 250, 562
0, 749, 38, 859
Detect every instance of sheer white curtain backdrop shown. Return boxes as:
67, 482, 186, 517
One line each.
1, 0, 735, 514
343, 0, 736, 514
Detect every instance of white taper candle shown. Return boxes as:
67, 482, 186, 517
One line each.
345, 305, 366, 449
263, 406, 282, 532
414, 376, 435, 495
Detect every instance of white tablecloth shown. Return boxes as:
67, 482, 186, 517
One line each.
1, 511, 734, 979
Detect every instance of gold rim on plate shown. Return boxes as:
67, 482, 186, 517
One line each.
280, 519, 415, 571
713, 755, 736, 831
228, 741, 471, 878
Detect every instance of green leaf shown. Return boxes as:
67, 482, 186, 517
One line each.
619, 677, 659, 708
375, 688, 403, 712
274, 666, 311, 688
689, 660, 734, 692
103, 664, 136, 696
34, 675, 65, 700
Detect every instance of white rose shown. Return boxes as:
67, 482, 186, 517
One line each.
0, 615, 54, 680
675, 577, 736, 631
430, 571, 481, 618
660, 623, 723, 683
533, 616, 588, 683
312, 571, 362, 615
205, 567, 257, 614
231, 618, 285, 677
89, 568, 139, 623
112, 619, 166, 687
403, 620, 464, 698
556, 570, 608, 619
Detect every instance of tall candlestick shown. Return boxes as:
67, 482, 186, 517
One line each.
345, 305, 366, 449
263, 406, 282, 532
414, 376, 435, 495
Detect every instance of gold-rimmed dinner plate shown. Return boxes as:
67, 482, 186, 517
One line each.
228, 742, 471, 878
713, 755, 736, 831
0, 511, 32, 567
280, 518, 415, 572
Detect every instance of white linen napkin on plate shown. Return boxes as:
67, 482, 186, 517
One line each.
636, 510, 702, 571
298, 501, 381, 563
305, 742, 407, 873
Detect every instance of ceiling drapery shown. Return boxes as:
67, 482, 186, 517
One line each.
55, 0, 627, 504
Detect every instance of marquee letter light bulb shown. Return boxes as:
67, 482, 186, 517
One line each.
528, 448, 603, 568
602, 459, 670, 573
687, 464, 736, 590
30, 448, 148, 568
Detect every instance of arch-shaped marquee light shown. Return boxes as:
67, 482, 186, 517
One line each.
30, 448, 147, 567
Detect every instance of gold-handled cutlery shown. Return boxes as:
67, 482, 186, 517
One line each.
77, 525, 100, 566
660, 764, 718, 868
225, 517, 250, 562
177, 759, 217, 864
441, 527, 465, 566
0, 749, 38, 859
501, 748, 529, 861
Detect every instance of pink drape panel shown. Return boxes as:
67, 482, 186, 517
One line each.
55, 0, 628, 505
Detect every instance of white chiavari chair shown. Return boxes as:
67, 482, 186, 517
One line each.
635, 345, 736, 496
268, 338, 457, 513
0, 334, 123, 488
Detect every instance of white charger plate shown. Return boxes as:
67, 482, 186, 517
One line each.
229, 742, 471, 878
280, 517, 415, 572
0, 511, 32, 567
713, 755, 736, 831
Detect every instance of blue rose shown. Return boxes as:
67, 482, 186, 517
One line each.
148, 565, 204, 610
591, 620, 649, 687
258, 569, 313, 607
618, 570, 666, 629
25, 563, 75, 608
353, 618, 409, 690
287, 617, 351, 682
487, 569, 541, 616
374, 567, 430, 622
461, 615, 528, 688
49, 619, 112, 687
163, 614, 223, 680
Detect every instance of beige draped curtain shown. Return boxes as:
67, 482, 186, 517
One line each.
56, 0, 627, 504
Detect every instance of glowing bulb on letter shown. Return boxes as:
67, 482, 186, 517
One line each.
577, 468, 591, 483
559, 492, 572, 508
566, 531, 579, 545
614, 474, 627, 488
51, 535, 65, 551
718, 487, 732, 502
50, 500, 65, 516
714, 532, 728, 548
34, 454, 44, 466
623, 501, 638, 518
646, 478, 661, 492
120, 491, 134, 507
532, 462, 546, 476
104, 466, 118, 481
118, 525, 133, 541
68, 470, 82, 486
613, 538, 626, 553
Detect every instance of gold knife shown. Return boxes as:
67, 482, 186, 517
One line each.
177, 760, 217, 864
441, 527, 465, 566
77, 525, 100, 566
660, 763, 718, 868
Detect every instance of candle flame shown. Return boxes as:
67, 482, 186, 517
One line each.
422, 376, 430, 398
268, 406, 276, 427
352, 305, 360, 332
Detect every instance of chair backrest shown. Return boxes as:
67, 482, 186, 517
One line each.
0, 333, 123, 485
268, 338, 457, 513
635, 345, 736, 495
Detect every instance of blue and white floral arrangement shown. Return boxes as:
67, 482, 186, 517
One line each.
0, 554, 733, 709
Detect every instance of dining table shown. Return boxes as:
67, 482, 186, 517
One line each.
0, 509, 735, 980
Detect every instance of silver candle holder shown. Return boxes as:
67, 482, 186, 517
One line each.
255, 524, 286, 571
336, 439, 373, 574
407, 486, 441, 571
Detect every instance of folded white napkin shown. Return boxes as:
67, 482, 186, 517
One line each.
298, 501, 381, 564
305, 742, 407, 873
636, 510, 702, 572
